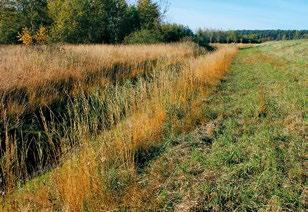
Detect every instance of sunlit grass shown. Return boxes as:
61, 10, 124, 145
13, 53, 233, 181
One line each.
0, 44, 237, 210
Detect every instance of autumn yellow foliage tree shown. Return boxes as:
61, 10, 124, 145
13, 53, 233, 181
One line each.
18, 26, 48, 45
34, 26, 48, 44
17, 27, 33, 45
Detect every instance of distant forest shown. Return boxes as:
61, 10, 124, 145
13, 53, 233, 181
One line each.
197, 29, 308, 44
1, 0, 307, 45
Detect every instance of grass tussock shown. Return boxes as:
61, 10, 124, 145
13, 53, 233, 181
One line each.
0, 44, 237, 210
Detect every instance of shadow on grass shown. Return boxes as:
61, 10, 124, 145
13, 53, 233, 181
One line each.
134, 145, 164, 173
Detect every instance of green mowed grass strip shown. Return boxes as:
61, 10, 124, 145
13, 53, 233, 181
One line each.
142, 43, 306, 210
202, 47, 304, 210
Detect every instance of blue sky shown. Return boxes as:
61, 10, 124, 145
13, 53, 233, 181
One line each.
134, 0, 308, 30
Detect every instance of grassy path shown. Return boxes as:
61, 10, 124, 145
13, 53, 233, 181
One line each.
137, 42, 306, 211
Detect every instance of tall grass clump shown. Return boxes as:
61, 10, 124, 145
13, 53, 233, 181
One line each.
0, 43, 237, 210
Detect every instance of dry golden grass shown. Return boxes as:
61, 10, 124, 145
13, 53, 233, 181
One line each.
0, 43, 199, 120
0, 43, 199, 193
213, 43, 254, 49
1, 44, 237, 210
0, 43, 196, 91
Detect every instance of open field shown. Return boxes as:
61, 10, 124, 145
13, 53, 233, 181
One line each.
0, 42, 237, 210
0, 0, 307, 210
0, 40, 306, 210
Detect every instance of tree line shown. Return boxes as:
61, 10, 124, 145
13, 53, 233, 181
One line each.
0, 0, 193, 44
196, 29, 308, 44
1, 0, 307, 45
